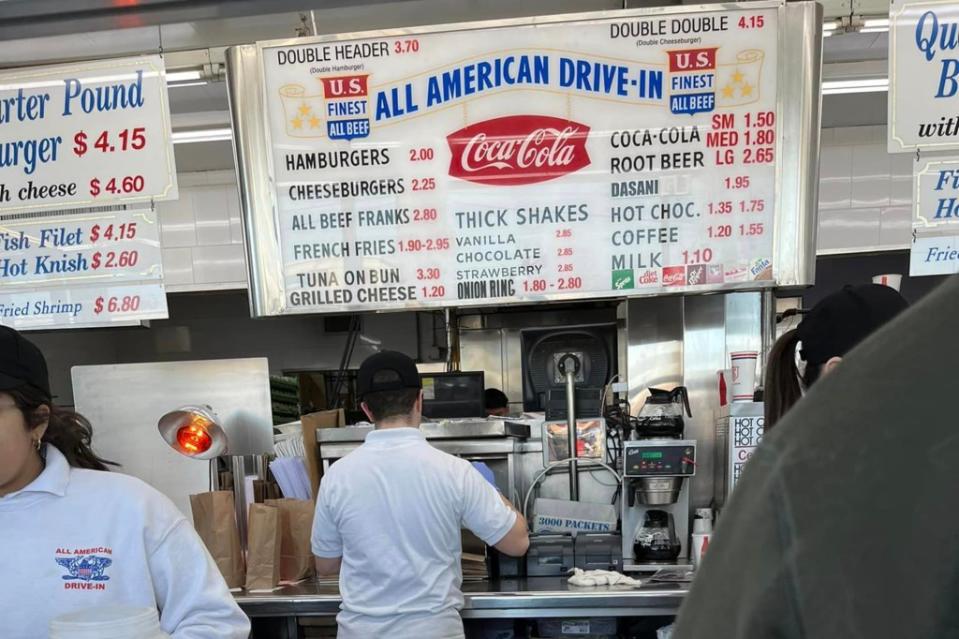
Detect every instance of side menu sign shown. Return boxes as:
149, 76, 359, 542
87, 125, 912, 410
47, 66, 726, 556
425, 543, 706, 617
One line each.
0, 54, 177, 212
0, 207, 168, 329
890, 0, 959, 152
911, 157, 959, 276
0, 55, 176, 329
233, 4, 820, 315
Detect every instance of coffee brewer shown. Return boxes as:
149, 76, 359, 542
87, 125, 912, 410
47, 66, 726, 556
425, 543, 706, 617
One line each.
621, 387, 697, 571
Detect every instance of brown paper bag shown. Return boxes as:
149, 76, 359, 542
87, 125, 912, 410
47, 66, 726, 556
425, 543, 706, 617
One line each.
246, 503, 282, 591
301, 409, 345, 500
190, 491, 245, 589
266, 498, 316, 582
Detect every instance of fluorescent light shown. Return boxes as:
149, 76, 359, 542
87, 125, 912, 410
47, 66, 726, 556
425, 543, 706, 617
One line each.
167, 70, 203, 83
166, 69, 208, 89
171, 128, 233, 144
168, 81, 207, 89
863, 18, 889, 29
822, 78, 888, 95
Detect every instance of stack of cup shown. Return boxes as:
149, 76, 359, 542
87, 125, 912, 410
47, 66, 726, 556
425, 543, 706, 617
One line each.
691, 508, 713, 569
872, 274, 902, 291
730, 351, 758, 402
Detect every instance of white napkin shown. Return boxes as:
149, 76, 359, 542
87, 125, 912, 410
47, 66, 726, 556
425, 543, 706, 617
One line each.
567, 567, 642, 587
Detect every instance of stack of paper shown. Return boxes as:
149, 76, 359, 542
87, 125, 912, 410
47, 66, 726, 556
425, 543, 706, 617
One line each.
269, 457, 312, 501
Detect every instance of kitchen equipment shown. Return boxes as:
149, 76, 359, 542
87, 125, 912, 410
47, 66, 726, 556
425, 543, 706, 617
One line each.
526, 533, 575, 577
635, 387, 691, 439
621, 439, 697, 571
574, 533, 623, 572
633, 510, 681, 562
714, 402, 763, 508
634, 477, 683, 505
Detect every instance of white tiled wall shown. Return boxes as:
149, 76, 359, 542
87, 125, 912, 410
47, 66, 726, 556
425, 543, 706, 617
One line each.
157, 170, 248, 291
817, 125, 914, 255
156, 131, 917, 293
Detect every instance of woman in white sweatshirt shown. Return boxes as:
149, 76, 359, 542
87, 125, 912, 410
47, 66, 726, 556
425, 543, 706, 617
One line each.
0, 326, 250, 639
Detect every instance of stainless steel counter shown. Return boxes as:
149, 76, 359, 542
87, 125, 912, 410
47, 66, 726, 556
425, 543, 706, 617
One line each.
236, 577, 687, 619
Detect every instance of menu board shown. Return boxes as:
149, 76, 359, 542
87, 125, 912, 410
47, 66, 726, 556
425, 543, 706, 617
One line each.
0, 55, 178, 214
0, 207, 168, 329
910, 156, 959, 276
889, 0, 959, 152
235, 3, 819, 316
0, 54, 177, 329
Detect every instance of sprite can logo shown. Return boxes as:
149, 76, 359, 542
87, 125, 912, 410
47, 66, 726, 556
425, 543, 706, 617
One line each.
611, 269, 634, 290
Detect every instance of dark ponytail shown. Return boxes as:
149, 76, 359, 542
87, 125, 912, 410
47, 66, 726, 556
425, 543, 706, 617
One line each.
763, 329, 804, 430
11, 386, 116, 471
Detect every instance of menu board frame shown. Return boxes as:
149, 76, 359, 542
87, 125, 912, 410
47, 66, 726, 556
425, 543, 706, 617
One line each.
228, 2, 821, 317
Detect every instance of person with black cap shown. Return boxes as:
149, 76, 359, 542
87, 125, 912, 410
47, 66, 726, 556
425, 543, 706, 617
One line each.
311, 350, 529, 639
0, 326, 250, 638
763, 283, 908, 430
484, 387, 511, 417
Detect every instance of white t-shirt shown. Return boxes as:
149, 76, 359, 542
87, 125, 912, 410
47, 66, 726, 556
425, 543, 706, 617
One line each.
0, 445, 250, 639
311, 427, 517, 639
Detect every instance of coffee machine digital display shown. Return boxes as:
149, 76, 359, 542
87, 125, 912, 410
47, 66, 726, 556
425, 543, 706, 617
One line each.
624, 443, 696, 477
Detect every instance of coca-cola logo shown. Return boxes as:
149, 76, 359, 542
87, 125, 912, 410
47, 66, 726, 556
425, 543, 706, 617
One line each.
447, 115, 591, 186
662, 266, 686, 287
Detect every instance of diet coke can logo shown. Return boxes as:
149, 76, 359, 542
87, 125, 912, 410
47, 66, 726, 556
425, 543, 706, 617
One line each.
447, 115, 591, 186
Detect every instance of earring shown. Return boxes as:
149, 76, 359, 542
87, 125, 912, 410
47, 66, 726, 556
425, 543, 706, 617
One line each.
34, 439, 42, 452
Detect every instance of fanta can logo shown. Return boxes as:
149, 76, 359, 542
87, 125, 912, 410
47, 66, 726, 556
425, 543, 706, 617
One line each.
447, 115, 591, 186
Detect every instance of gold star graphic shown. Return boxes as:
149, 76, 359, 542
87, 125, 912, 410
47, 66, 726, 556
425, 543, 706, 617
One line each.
741, 83, 753, 97
298, 103, 311, 116
309, 116, 321, 129
721, 84, 735, 99
731, 70, 745, 84
291, 117, 303, 129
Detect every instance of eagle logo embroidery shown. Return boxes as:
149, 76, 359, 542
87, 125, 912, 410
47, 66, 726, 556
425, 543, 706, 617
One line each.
56, 555, 112, 581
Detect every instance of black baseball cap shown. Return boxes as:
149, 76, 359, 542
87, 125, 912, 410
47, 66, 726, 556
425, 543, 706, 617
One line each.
798, 284, 908, 366
357, 351, 422, 399
0, 325, 51, 400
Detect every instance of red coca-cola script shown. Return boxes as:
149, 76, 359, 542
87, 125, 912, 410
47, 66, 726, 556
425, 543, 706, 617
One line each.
447, 115, 591, 186
662, 266, 687, 287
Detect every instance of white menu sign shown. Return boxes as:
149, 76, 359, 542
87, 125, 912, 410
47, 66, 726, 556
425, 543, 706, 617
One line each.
252, 6, 782, 314
0, 207, 168, 329
910, 156, 959, 275
0, 54, 178, 213
889, 0, 959, 152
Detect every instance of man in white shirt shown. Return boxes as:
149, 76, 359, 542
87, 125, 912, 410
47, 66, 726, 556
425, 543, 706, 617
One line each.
311, 351, 529, 639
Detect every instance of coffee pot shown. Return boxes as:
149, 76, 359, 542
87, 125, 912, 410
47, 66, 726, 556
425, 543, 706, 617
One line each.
633, 509, 681, 562
635, 387, 691, 439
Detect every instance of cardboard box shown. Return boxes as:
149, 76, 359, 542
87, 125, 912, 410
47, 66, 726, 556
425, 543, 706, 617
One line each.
300, 409, 344, 500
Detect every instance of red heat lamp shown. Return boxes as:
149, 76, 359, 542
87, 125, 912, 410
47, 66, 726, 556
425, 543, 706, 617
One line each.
158, 406, 228, 460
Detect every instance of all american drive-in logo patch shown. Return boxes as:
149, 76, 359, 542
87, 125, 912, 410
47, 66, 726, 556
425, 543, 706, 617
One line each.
56, 547, 112, 591
447, 115, 591, 186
